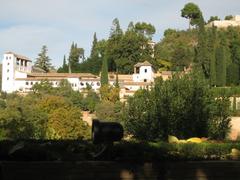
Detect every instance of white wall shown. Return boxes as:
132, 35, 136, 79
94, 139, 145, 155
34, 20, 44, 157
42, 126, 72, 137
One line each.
2, 54, 15, 93
133, 65, 154, 82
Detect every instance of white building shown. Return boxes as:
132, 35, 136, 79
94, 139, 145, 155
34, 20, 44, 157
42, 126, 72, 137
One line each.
206, 15, 240, 28
1, 52, 170, 98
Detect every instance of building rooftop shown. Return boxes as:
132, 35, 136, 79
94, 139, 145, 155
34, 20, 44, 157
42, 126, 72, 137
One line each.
5, 51, 32, 62
134, 61, 152, 67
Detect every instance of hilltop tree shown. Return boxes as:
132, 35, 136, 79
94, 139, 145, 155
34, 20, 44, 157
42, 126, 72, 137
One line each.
181, 3, 203, 28
225, 15, 233, 20
35, 45, 52, 72
208, 16, 220, 23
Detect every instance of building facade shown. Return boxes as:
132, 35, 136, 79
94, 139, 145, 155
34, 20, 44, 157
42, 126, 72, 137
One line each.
206, 15, 240, 28
2, 52, 168, 98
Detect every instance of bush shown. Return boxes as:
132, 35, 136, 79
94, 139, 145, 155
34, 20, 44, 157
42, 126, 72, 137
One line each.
123, 71, 231, 141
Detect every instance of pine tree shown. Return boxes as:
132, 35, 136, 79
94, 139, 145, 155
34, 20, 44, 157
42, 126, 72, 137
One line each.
100, 56, 109, 86
110, 18, 123, 38
35, 45, 52, 72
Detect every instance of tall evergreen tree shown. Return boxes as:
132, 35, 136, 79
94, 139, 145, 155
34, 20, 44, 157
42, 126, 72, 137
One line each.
209, 27, 217, 86
100, 56, 109, 86
35, 45, 52, 72
57, 55, 68, 73
90, 32, 98, 58
216, 34, 227, 86
68, 42, 84, 72
110, 18, 123, 38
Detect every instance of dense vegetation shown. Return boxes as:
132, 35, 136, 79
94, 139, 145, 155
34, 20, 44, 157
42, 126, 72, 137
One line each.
0, 80, 93, 140
0, 2, 239, 143
123, 71, 231, 141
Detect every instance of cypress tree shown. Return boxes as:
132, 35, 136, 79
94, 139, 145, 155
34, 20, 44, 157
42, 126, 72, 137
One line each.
115, 69, 119, 88
209, 27, 217, 86
90, 32, 98, 58
101, 56, 109, 86
216, 34, 227, 86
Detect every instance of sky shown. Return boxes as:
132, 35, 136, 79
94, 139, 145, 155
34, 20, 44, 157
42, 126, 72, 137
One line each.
0, 0, 239, 67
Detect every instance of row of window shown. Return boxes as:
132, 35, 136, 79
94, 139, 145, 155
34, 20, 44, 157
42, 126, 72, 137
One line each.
16, 60, 28, 67
24, 81, 101, 87
5, 56, 11, 60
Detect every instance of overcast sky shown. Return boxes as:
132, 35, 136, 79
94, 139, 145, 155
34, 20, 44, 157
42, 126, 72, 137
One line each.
0, 0, 239, 67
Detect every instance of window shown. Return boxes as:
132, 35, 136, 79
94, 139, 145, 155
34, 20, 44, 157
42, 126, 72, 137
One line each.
97, 82, 100, 86
6, 57, 8, 60
7, 77, 9, 80
25, 61, 27, 67
26, 82, 29, 85
7, 69, 9, 72
7, 63, 10, 65
145, 69, 147, 73
144, 79, 147, 82
9, 56, 11, 59
80, 82, 84, 86
136, 67, 140, 74
16, 60, 19, 65
31, 82, 33, 85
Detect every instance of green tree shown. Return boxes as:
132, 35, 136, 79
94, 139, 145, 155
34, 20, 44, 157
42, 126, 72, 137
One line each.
123, 71, 231, 141
216, 34, 227, 86
100, 56, 109, 86
134, 22, 156, 39
181, 3, 203, 28
225, 15, 233, 20
68, 42, 84, 72
35, 45, 52, 72
207, 16, 220, 23
47, 107, 90, 139
57, 55, 68, 73
96, 101, 123, 122
208, 27, 217, 86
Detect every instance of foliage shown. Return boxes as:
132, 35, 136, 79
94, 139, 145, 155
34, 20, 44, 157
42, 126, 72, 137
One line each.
81, 90, 100, 112
123, 71, 231, 141
57, 55, 68, 73
100, 56, 109, 86
31, 80, 55, 94
0, 95, 47, 139
34, 45, 52, 72
207, 16, 220, 23
225, 15, 233, 20
154, 29, 197, 71
47, 107, 90, 140
99, 85, 120, 103
208, 97, 231, 140
95, 101, 123, 122
181, 3, 203, 27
